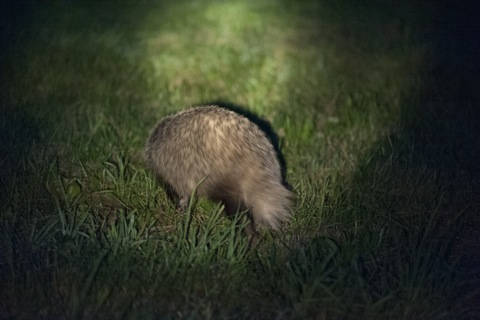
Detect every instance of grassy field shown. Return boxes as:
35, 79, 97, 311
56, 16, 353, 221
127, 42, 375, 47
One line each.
1, 0, 479, 319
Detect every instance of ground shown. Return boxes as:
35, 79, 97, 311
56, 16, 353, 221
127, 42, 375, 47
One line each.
1, 0, 479, 319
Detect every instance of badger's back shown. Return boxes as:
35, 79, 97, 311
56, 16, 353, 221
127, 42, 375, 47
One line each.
145, 105, 292, 229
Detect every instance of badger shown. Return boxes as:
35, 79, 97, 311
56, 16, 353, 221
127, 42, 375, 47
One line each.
145, 105, 292, 236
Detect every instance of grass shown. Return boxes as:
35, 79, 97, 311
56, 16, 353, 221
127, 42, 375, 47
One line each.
1, 0, 479, 319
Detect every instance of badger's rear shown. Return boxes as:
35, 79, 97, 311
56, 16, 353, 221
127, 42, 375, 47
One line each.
145, 105, 292, 232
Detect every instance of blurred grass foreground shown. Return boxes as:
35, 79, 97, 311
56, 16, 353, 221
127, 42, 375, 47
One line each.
1, 0, 479, 319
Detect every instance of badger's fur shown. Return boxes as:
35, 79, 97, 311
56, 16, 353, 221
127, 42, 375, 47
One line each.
145, 105, 292, 233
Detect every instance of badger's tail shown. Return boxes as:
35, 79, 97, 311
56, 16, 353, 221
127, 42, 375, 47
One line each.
244, 182, 293, 230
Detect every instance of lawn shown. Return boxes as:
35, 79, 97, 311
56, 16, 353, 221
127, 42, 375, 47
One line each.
1, 0, 479, 319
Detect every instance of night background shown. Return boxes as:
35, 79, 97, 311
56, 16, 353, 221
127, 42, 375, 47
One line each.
1, 0, 479, 319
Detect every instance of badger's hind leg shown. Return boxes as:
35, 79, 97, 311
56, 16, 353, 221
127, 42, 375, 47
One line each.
223, 199, 259, 245
161, 182, 191, 213
162, 183, 179, 208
